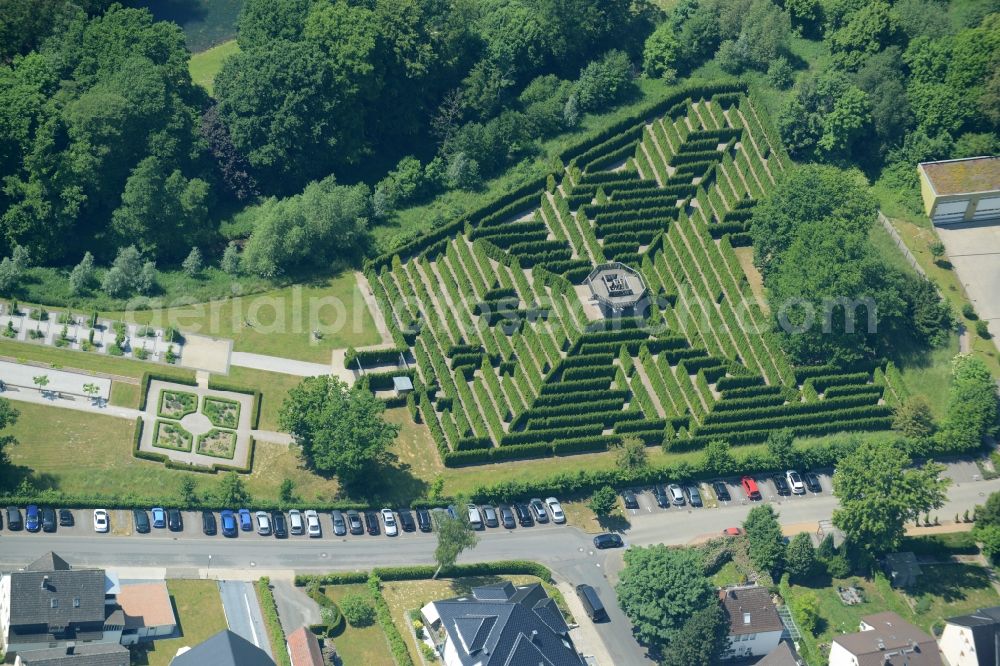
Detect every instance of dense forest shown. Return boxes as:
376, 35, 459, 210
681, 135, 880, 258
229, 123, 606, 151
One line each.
0, 0, 997, 293
0, 0, 656, 284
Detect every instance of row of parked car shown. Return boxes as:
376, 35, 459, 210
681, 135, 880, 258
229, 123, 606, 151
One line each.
621, 470, 823, 510
3, 497, 570, 539
1, 505, 74, 532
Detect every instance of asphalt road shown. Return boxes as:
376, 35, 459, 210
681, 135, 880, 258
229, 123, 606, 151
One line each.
1, 465, 996, 666
219, 580, 272, 658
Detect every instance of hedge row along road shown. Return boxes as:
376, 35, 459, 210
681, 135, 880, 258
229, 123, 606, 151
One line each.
1, 465, 995, 666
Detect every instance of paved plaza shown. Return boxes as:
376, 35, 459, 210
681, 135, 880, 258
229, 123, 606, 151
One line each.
0, 359, 110, 399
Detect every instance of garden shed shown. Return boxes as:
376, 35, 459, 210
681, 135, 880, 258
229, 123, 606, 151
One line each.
918, 156, 1000, 225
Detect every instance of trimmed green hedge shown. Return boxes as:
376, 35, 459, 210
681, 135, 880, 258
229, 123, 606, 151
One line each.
256, 578, 292, 666
206, 378, 263, 430
296, 561, 554, 587
138, 372, 197, 410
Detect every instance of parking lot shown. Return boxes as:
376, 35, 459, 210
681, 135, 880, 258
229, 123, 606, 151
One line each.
619, 469, 835, 519
0, 470, 838, 545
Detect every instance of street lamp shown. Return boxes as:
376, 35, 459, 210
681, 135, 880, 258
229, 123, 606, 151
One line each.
208, 554, 212, 572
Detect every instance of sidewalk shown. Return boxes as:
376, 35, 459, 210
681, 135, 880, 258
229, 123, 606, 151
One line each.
230, 352, 330, 377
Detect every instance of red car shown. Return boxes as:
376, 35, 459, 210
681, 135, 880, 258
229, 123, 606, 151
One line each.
722, 527, 743, 537
741, 476, 762, 500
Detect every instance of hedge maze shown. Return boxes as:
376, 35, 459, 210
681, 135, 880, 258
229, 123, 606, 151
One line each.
364, 82, 893, 467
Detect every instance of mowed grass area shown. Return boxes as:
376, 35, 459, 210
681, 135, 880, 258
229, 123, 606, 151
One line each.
126, 0, 244, 52
1, 402, 342, 503
220, 366, 303, 432
866, 221, 967, 416
132, 580, 228, 666
786, 565, 1000, 664
380, 576, 552, 663
324, 584, 396, 665
189, 40, 240, 95
108, 273, 380, 363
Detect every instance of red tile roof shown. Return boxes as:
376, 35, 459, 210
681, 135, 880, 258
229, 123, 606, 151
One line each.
287, 626, 323, 666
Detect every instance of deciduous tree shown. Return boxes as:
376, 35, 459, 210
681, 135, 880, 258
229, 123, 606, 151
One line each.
785, 533, 817, 580
433, 510, 478, 579
833, 440, 948, 558
278, 376, 401, 491
744, 505, 785, 577
616, 545, 717, 654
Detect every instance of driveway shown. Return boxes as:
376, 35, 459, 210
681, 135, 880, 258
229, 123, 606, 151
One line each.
271, 579, 322, 636
219, 580, 272, 658
936, 221, 1000, 345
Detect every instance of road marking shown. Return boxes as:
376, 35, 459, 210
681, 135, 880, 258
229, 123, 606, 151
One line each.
243, 591, 261, 648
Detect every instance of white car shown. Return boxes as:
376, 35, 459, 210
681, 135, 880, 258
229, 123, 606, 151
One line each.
255, 511, 272, 536
785, 470, 806, 495
545, 497, 565, 524
288, 509, 305, 535
467, 504, 484, 530
305, 510, 322, 537
93, 509, 109, 533
381, 509, 398, 536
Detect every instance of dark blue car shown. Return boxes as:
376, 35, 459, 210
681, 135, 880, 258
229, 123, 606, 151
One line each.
238, 508, 253, 531
220, 510, 237, 537
25, 505, 40, 532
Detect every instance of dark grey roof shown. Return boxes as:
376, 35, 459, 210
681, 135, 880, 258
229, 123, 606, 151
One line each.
429, 583, 583, 666
170, 629, 275, 666
756, 641, 803, 666
26, 552, 72, 572
945, 605, 1000, 666
9, 562, 106, 627
17, 643, 130, 666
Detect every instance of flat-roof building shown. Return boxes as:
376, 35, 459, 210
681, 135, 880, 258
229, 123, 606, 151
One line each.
918, 156, 1000, 225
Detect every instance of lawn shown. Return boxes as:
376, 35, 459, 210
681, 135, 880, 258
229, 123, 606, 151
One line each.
379, 575, 556, 664
108, 273, 380, 363
126, 0, 245, 52
189, 40, 240, 95
0, 402, 339, 503
785, 565, 1000, 664
324, 584, 396, 666
132, 580, 228, 666
218, 366, 301, 432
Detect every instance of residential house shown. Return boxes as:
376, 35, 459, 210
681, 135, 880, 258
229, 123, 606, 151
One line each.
829, 611, 943, 666
0, 553, 124, 658
14, 643, 130, 666
170, 629, 275, 666
420, 581, 585, 666
719, 586, 785, 660
756, 641, 805, 666
938, 605, 1000, 666
116, 582, 176, 645
286, 626, 323, 666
